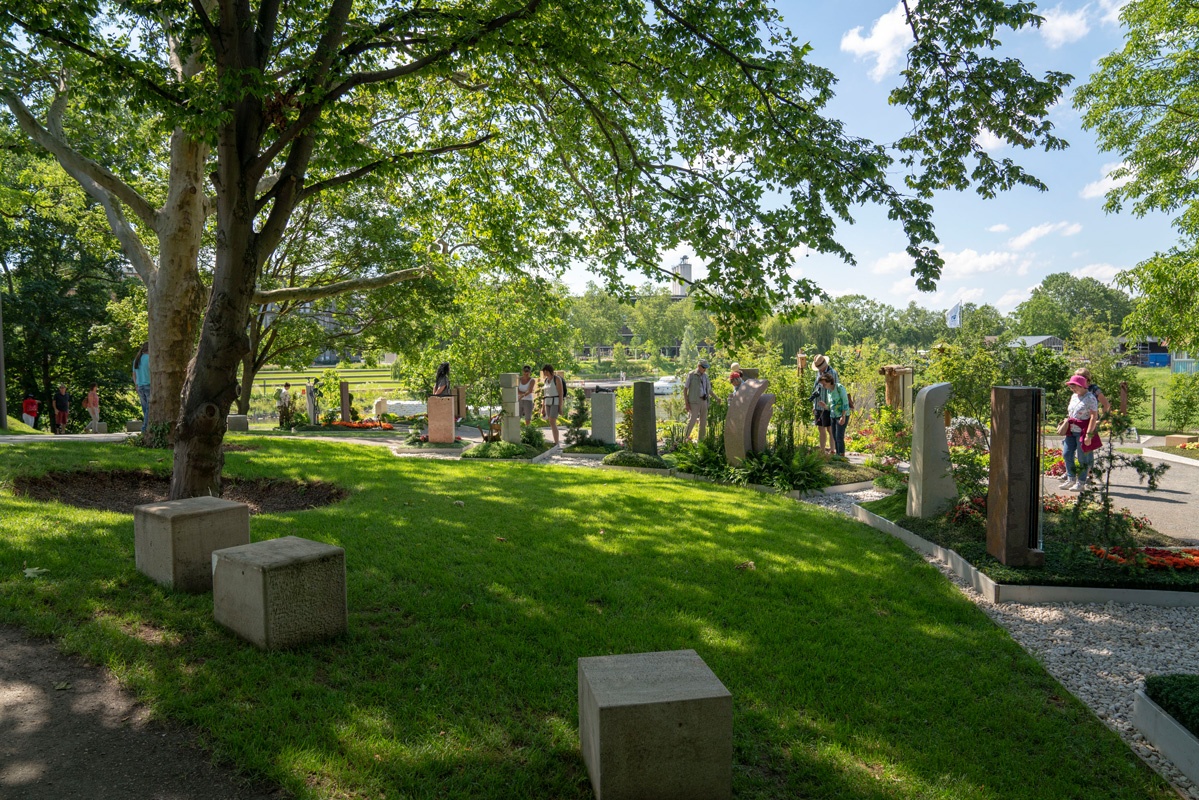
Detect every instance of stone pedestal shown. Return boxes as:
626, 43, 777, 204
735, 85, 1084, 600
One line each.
725, 379, 767, 466
305, 383, 318, 424
373, 397, 388, 418
499, 373, 522, 444
212, 536, 347, 650
908, 382, 957, 519
126, 420, 143, 432
501, 416, 522, 444
93, 422, 108, 434
227, 415, 249, 432
591, 392, 617, 445
339, 381, 351, 422
134, 497, 250, 593
987, 387, 1045, 567
630, 381, 657, 455
578, 649, 732, 800
427, 395, 456, 443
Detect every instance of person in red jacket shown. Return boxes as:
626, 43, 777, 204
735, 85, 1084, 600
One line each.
21, 393, 39, 428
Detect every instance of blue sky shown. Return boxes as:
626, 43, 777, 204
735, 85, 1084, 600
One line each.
561, 1, 1174, 314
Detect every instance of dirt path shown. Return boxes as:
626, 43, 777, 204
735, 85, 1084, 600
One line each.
0, 626, 283, 800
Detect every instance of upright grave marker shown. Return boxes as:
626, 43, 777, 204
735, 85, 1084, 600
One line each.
427, 396, 456, 443
499, 372, 522, 444
306, 383, 318, 424
987, 387, 1045, 566
908, 382, 956, 518
724, 378, 773, 466
339, 381, 351, 422
591, 391, 617, 445
630, 381, 657, 455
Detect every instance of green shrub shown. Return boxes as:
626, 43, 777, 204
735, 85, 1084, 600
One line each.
1145, 675, 1199, 738
672, 440, 727, 478
462, 441, 537, 459
1164, 372, 1199, 433
521, 422, 546, 447
602, 450, 668, 469
725, 447, 832, 492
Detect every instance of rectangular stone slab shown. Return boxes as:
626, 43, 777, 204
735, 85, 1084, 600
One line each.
1165, 434, 1199, 447
579, 649, 732, 800
591, 392, 617, 444
212, 536, 347, 650
227, 415, 249, 432
501, 400, 519, 417
427, 395, 456, 443
630, 381, 657, 455
501, 387, 519, 403
126, 420, 143, 432
501, 416, 522, 444
135, 496, 250, 593
499, 372, 520, 389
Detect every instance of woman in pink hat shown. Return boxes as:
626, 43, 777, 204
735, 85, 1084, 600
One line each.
1058, 374, 1100, 492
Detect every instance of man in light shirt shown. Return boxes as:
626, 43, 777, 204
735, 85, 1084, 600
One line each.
684, 359, 712, 441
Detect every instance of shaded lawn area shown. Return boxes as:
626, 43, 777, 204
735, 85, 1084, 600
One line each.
1, 415, 45, 435
0, 439, 1173, 800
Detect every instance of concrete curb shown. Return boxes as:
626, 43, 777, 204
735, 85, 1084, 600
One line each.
596, 464, 673, 476
556, 451, 609, 460
1142, 448, 1199, 470
851, 505, 1199, 607
530, 445, 562, 464
1133, 690, 1199, 786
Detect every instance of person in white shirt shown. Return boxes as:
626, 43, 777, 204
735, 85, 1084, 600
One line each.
517, 366, 536, 424
684, 359, 712, 441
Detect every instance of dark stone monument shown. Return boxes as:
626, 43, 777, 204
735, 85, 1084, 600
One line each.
339, 381, 351, 423
631, 381, 657, 455
987, 387, 1045, 567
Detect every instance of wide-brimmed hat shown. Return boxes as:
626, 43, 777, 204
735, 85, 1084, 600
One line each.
811, 354, 829, 371
1065, 375, 1088, 389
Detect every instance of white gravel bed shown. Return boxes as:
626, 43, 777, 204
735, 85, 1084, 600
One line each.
542, 454, 604, 469
808, 491, 1199, 798
799, 488, 891, 515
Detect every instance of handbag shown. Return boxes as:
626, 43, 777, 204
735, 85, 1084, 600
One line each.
1081, 431, 1103, 453
1056, 418, 1070, 436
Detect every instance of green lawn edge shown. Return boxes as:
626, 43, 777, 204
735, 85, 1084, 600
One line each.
1, 415, 47, 435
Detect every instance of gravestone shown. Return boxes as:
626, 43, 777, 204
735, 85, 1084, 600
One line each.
126, 420, 143, 432
750, 393, 775, 454
907, 382, 957, 519
1166, 434, 1199, 447
373, 397, 387, 418
724, 378, 767, 466
453, 385, 467, 419
578, 649, 732, 800
630, 381, 657, 455
339, 381, 351, 422
987, 387, 1045, 567
92, 422, 108, 434
499, 373, 522, 444
591, 392, 617, 445
135, 497, 250, 593
305, 383, 318, 424
227, 415, 249, 432
427, 395, 456, 443
212, 536, 347, 650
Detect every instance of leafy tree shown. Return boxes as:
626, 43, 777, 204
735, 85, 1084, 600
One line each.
954, 303, 1007, 342
610, 339, 630, 373
1076, 0, 1199, 353
1163, 372, 1199, 434
923, 336, 1004, 424
1001, 344, 1071, 417
762, 306, 836, 360
1010, 273, 1131, 338
825, 294, 898, 345
568, 283, 628, 360
626, 287, 684, 352
1065, 318, 1147, 420
891, 302, 951, 350
3, 0, 1070, 495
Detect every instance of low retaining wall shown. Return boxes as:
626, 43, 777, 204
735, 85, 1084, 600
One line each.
1133, 690, 1199, 786
852, 506, 1199, 607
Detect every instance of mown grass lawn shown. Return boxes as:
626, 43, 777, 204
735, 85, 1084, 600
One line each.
0, 438, 1174, 800
1, 415, 45, 435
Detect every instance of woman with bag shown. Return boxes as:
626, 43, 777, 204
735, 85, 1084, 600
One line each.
1058, 375, 1100, 492
541, 364, 566, 446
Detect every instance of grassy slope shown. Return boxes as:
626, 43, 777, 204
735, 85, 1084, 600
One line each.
1132, 366, 1195, 434
0, 439, 1172, 800
0, 415, 46, 435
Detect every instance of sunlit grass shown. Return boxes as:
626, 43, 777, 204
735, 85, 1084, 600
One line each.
0, 438, 1174, 799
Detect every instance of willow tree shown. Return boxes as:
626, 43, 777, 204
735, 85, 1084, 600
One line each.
3, 0, 1069, 497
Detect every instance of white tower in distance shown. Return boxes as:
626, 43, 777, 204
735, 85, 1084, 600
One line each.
669, 255, 692, 297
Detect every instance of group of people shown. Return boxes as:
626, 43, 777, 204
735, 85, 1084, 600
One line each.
19, 383, 102, 434
433, 362, 568, 445
681, 354, 851, 456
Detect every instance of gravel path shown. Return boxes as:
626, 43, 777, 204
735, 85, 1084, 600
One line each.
802, 489, 1199, 799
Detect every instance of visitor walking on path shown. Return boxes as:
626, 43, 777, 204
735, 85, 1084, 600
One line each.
541, 364, 565, 446
132, 343, 151, 432
684, 358, 712, 441
518, 365, 536, 424
1059, 375, 1100, 492
53, 385, 70, 434
21, 392, 38, 429
84, 383, 100, 433
811, 354, 839, 454
820, 372, 850, 457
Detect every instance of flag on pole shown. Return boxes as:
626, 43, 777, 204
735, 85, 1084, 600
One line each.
946, 302, 962, 329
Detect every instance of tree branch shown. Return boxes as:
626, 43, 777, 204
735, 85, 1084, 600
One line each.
252, 266, 429, 305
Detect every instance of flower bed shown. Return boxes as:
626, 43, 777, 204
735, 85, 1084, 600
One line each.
330, 419, 394, 430
1090, 546, 1199, 571
1043, 447, 1065, 477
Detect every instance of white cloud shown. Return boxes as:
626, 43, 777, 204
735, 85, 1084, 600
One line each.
996, 285, 1037, 311
871, 251, 913, 275
988, 223, 1010, 233
1072, 263, 1121, 283
1097, 0, 1130, 25
976, 129, 1008, 152
942, 249, 1020, 280
949, 287, 985, 304
1008, 221, 1083, 250
1040, 5, 1090, 48
841, 2, 913, 82
1080, 161, 1133, 199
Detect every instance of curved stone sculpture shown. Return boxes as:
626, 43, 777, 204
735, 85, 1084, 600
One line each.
751, 394, 775, 455
725, 378, 767, 466
908, 381, 956, 518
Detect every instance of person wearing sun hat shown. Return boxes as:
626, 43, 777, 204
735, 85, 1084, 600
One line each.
811, 353, 838, 454
1059, 374, 1100, 492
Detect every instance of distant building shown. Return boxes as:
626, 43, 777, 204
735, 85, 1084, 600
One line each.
1009, 335, 1065, 353
669, 256, 692, 298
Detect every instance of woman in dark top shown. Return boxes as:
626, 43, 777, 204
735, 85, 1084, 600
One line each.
432, 362, 451, 397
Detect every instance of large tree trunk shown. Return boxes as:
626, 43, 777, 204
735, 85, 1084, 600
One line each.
237, 348, 256, 415
146, 131, 209, 432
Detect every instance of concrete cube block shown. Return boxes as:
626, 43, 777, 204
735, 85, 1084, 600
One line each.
1166, 434, 1198, 447
212, 536, 347, 650
499, 372, 520, 389
501, 386, 519, 403
501, 416, 522, 444
94, 422, 108, 433
227, 414, 249, 432
427, 395, 456, 443
126, 420, 143, 432
579, 649, 732, 800
134, 497, 251, 593
502, 400, 519, 417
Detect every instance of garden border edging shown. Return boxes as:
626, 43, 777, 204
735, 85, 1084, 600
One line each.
1142, 448, 1199, 469
1133, 689, 1199, 786
851, 506, 1199, 607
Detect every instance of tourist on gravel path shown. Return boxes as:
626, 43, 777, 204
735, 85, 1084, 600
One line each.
811, 354, 839, 455
84, 383, 100, 433
820, 372, 851, 457
21, 392, 38, 428
518, 365, 536, 424
132, 343, 151, 432
541, 364, 566, 446
53, 385, 70, 434
1059, 375, 1100, 492
684, 358, 712, 441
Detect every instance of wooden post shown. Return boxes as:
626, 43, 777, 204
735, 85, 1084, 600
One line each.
987, 387, 1045, 566
339, 381, 351, 422
796, 352, 808, 374
1152, 387, 1157, 431
1119, 381, 1128, 415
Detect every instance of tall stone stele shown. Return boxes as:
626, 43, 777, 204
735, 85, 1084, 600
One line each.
630, 381, 657, 455
907, 382, 957, 519
499, 372, 522, 444
591, 391, 617, 445
987, 387, 1045, 566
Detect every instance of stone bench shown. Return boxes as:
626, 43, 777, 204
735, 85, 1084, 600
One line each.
212, 536, 347, 650
227, 415, 249, 432
134, 497, 250, 593
578, 649, 732, 800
